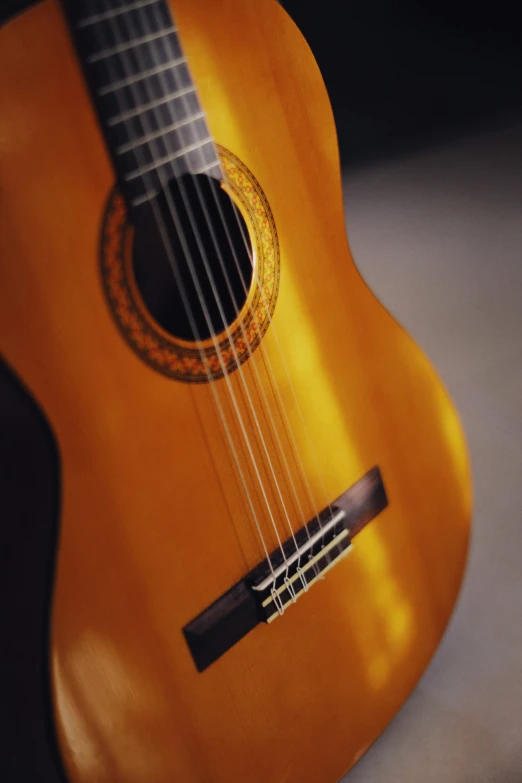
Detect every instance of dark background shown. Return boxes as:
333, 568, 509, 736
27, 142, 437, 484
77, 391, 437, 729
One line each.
279, 0, 522, 168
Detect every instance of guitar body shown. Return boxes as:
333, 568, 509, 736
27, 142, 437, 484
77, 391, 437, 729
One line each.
0, 1, 471, 782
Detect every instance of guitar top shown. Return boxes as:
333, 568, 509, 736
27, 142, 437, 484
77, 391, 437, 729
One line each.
0, 1, 472, 781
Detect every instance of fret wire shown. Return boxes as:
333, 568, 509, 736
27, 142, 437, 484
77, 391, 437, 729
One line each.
87, 26, 177, 64
77, 0, 162, 29
130, 159, 222, 207
131, 187, 161, 207
124, 137, 214, 181
116, 111, 206, 154
107, 85, 196, 126
192, 160, 223, 176
98, 57, 186, 96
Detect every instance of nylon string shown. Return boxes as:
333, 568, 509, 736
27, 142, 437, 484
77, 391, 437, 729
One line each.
132, 2, 320, 586
98, 2, 341, 594
143, 3, 337, 566
99, 4, 289, 585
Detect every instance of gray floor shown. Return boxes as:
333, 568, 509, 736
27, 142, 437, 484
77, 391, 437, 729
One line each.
340, 123, 522, 782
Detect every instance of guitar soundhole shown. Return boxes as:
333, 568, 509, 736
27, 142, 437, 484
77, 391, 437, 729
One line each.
101, 146, 279, 382
132, 174, 253, 342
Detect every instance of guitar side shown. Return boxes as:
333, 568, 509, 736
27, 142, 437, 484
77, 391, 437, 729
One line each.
0, 2, 472, 782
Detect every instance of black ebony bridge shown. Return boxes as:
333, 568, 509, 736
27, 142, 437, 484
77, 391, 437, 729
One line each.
183, 467, 388, 672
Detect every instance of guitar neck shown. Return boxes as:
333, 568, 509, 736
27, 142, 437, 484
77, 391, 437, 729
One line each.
61, 0, 222, 216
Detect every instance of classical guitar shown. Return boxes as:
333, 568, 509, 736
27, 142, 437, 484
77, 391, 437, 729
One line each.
0, 1, 472, 781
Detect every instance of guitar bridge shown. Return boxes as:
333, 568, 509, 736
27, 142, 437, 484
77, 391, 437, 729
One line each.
183, 466, 387, 672
248, 506, 352, 623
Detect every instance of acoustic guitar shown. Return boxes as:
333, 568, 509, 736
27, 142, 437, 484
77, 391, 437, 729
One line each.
0, 1, 472, 781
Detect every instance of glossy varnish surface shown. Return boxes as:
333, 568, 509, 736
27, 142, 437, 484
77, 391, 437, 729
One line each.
0, 2, 472, 781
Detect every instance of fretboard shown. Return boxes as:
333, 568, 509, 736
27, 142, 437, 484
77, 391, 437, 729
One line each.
62, 0, 222, 214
